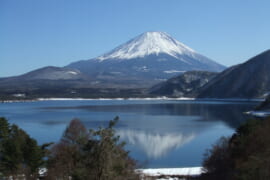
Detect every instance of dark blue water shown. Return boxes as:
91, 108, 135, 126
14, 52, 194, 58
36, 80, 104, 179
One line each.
0, 99, 258, 168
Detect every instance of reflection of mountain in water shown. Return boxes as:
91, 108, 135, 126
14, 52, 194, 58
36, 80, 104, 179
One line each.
117, 130, 195, 159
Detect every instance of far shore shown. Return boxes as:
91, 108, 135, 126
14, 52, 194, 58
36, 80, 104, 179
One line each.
1, 96, 264, 103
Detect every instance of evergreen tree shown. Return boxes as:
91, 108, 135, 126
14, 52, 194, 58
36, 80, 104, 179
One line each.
0, 117, 46, 179
47, 117, 139, 180
47, 119, 89, 179
85, 116, 138, 180
0, 117, 9, 140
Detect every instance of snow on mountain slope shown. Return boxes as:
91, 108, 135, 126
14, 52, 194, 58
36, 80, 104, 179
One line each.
66, 31, 226, 88
98, 32, 197, 61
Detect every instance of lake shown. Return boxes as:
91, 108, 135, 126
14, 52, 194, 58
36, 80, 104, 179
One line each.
0, 99, 258, 168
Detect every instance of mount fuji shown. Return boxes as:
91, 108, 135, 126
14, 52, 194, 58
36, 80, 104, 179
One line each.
67, 32, 225, 88
0, 32, 226, 99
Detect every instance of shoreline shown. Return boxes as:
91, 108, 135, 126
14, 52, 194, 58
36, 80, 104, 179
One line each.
1, 97, 264, 103
138, 167, 202, 177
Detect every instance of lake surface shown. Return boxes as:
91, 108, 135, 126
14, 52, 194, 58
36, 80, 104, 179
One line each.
0, 99, 258, 168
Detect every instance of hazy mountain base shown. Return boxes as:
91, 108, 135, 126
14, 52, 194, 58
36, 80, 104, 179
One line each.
0, 86, 149, 101
0, 70, 219, 101
67, 53, 224, 88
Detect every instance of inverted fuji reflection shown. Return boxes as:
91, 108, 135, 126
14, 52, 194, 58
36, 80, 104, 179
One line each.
117, 129, 195, 159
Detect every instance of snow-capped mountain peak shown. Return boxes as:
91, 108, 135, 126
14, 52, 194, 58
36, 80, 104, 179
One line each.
66, 31, 225, 88
97, 31, 196, 61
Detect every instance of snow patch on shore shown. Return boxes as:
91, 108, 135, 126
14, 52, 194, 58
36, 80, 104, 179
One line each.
36, 97, 195, 101
244, 111, 270, 117
139, 167, 202, 177
1, 97, 264, 103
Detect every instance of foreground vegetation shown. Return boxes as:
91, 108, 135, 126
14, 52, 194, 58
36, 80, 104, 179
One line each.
1, 115, 270, 179
0, 117, 49, 179
201, 117, 270, 180
0, 117, 139, 180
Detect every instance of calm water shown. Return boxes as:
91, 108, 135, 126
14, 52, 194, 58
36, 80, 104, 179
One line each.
0, 99, 258, 168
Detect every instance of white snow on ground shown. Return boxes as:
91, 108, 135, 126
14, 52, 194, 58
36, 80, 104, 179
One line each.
67, 71, 78, 75
39, 168, 47, 177
36, 97, 195, 101
2, 97, 264, 103
37, 167, 202, 179
139, 167, 202, 177
35, 97, 263, 102
1, 97, 195, 103
244, 111, 270, 117
12, 93, 26, 97
164, 70, 186, 74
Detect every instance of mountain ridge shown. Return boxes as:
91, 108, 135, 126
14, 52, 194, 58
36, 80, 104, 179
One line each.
197, 49, 270, 98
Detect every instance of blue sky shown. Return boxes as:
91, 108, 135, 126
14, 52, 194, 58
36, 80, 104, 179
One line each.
1, 0, 270, 77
